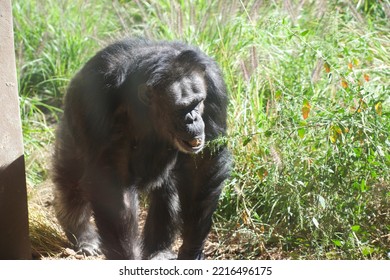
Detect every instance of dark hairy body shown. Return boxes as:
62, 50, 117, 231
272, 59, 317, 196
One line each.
52, 38, 231, 260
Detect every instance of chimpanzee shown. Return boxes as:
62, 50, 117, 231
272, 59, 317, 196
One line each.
52, 38, 231, 260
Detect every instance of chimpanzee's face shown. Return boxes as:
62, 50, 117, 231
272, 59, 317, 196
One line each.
147, 71, 207, 154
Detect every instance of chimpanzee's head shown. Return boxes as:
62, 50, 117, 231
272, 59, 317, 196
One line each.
138, 50, 207, 154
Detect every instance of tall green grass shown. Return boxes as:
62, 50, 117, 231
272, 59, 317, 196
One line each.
14, 0, 389, 259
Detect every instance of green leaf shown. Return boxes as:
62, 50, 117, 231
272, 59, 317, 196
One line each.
298, 127, 306, 139
243, 136, 252, 146
301, 30, 309, 36
351, 225, 361, 232
361, 246, 375, 256
360, 179, 368, 192
332, 239, 342, 247
353, 147, 362, 158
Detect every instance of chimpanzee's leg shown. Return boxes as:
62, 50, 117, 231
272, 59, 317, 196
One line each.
83, 167, 140, 260
142, 179, 180, 260
52, 128, 100, 256
176, 148, 231, 260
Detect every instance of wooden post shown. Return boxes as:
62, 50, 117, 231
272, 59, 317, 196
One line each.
0, 0, 32, 259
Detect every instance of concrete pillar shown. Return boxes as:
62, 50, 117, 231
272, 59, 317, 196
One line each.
0, 0, 32, 259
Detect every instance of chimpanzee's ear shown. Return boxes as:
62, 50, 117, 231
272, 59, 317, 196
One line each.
138, 83, 152, 105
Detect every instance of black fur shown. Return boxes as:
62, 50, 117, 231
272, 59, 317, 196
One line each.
52, 38, 231, 260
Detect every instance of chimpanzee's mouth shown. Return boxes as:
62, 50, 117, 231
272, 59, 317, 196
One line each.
175, 137, 204, 154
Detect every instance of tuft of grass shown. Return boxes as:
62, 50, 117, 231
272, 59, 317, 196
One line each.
14, 0, 389, 259
27, 182, 68, 259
